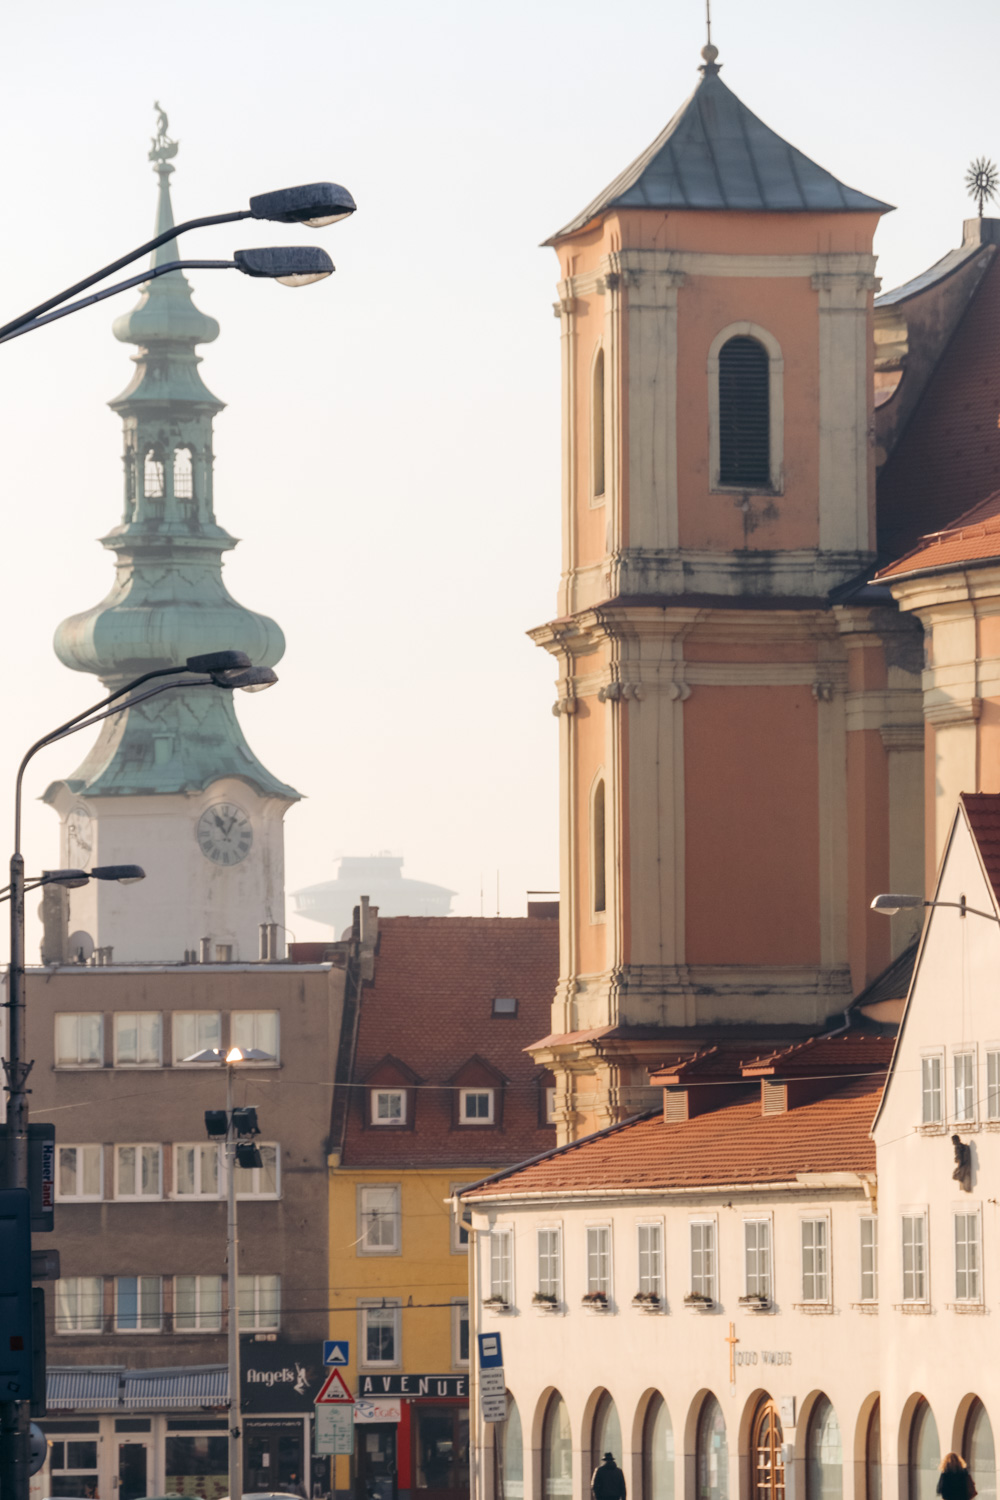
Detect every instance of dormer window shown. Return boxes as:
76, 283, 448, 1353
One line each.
372, 1089, 406, 1126
460, 1088, 494, 1125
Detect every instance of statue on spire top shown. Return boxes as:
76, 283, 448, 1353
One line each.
149, 102, 179, 166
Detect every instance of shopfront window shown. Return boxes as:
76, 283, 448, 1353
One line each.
544, 1393, 573, 1500
48, 1438, 99, 1499
593, 1393, 623, 1468
866, 1402, 881, 1500
965, 1400, 996, 1500
643, 1394, 674, 1500
698, 1394, 728, 1500
502, 1398, 524, 1500
808, 1397, 842, 1500
413, 1406, 469, 1494
165, 1427, 229, 1500
909, 1401, 940, 1500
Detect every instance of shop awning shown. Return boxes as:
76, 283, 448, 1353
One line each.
46, 1365, 228, 1411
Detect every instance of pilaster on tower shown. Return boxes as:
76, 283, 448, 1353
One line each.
531, 49, 925, 1142
44, 108, 300, 963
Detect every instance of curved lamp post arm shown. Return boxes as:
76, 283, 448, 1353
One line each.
0, 260, 237, 345
0, 208, 251, 339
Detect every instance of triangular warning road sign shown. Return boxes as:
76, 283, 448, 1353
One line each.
316, 1368, 354, 1404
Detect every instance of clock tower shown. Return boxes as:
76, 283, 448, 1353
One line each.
44, 111, 299, 962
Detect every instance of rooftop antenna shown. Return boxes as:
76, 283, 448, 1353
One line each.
700, 0, 720, 73
966, 157, 999, 219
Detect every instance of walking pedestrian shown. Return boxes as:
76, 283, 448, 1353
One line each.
592, 1452, 627, 1500
938, 1454, 977, 1500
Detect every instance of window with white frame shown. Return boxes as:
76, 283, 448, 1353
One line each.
988, 1050, 1000, 1120
860, 1216, 878, 1302
586, 1225, 611, 1298
744, 1219, 772, 1300
361, 1300, 400, 1364
690, 1220, 716, 1300
56, 1145, 103, 1202
902, 1214, 927, 1302
955, 1212, 982, 1302
234, 1143, 280, 1199
113, 1012, 162, 1067
801, 1219, 829, 1302
545, 1087, 557, 1125
231, 1010, 279, 1061
954, 1052, 976, 1124
460, 1088, 494, 1124
115, 1275, 162, 1332
115, 1145, 162, 1200
489, 1228, 513, 1303
921, 1055, 943, 1124
174, 1274, 222, 1331
55, 1277, 103, 1333
55, 1013, 103, 1067
450, 1184, 472, 1253
537, 1227, 562, 1299
174, 1143, 221, 1198
371, 1089, 406, 1126
359, 1185, 400, 1254
637, 1222, 663, 1299
173, 1011, 221, 1063
238, 1274, 280, 1330
452, 1299, 469, 1366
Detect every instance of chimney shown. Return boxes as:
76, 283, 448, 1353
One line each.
39, 885, 69, 965
199, 937, 212, 964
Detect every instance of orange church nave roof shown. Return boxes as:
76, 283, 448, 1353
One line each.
462, 1074, 883, 1203
876, 490, 1000, 581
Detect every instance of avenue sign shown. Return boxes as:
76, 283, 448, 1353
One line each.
358, 1374, 468, 1398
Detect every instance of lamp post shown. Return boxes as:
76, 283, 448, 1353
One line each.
185, 1044, 276, 1500
870, 892, 999, 923
0, 651, 277, 1500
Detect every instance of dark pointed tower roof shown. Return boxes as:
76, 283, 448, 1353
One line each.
548, 54, 892, 242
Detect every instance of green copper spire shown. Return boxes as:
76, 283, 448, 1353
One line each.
48, 107, 298, 804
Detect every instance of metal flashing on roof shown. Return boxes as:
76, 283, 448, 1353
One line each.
875, 240, 992, 309
549, 68, 892, 241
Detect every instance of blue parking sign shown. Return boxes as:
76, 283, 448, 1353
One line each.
477, 1332, 503, 1369
324, 1340, 349, 1366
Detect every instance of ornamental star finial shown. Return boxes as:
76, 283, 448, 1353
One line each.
966, 156, 998, 218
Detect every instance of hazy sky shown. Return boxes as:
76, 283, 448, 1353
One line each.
0, 0, 995, 954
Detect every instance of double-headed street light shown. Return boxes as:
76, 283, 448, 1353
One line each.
185, 1045, 277, 1500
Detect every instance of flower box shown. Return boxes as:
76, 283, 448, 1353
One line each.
684, 1292, 713, 1308
632, 1292, 662, 1312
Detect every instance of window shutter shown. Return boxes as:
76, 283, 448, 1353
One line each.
718, 337, 770, 485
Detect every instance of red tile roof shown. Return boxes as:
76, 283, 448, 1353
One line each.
876, 490, 1000, 580
877, 255, 1000, 562
961, 793, 1000, 904
462, 1076, 883, 1199
741, 1033, 895, 1075
343, 917, 559, 1169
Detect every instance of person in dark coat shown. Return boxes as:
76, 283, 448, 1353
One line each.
938, 1454, 976, 1500
592, 1453, 627, 1500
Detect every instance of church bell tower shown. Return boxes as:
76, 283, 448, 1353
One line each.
44, 110, 299, 962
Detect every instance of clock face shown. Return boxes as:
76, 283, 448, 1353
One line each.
66, 806, 93, 867
197, 802, 253, 866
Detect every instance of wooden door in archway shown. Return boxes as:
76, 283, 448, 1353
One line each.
753, 1402, 785, 1500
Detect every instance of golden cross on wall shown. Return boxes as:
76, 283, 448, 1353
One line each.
725, 1321, 739, 1383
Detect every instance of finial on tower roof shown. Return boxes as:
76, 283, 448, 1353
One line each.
148, 101, 179, 171
966, 156, 998, 219
700, 0, 721, 73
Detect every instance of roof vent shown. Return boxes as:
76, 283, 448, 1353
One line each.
762, 1079, 788, 1115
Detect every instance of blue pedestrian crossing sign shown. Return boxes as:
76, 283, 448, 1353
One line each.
324, 1340, 349, 1366
477, 1332, 504, 1369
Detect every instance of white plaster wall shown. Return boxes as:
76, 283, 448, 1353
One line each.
470, 1187, 879, 1500
48, 777, 290, 962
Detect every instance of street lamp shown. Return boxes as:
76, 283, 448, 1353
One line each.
184, 1044, 277, 1500
870, 893, 999, 923
0, 653, 278, 1500
0, 179, 356, 340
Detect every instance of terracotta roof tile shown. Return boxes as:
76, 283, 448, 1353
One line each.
463, 1076, 883, 1199
742, 1033, 895, 1075
876, 490, 1000, 579
344, 917, 559, 1169
962, 793, 1000, 904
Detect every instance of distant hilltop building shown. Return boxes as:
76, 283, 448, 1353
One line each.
293, 855, 455, 934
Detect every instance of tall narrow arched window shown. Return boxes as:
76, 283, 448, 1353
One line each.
807, 1397, 842, 1500
143, 448, 165, 500
643, 1395, 674, 1500
592, 348, 606, 499
544, 1393, 573, 1500
965, 1400, 995, 1500
718, 335, 770, 486
500, 1396, 524, 1500
592, 779, 606, 914
909, 1401, 940, 1500
753, 1400, 785, 1500
865, 1401, 881, 1500
593, 1392, 623, 1469
697, 1394, 728, 1500
173, 447, 194, 500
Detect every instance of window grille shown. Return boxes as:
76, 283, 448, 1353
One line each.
173, 447, 194, 499
921, 1056, 942, 1124
718, 336, 770, 486
587, 1226, 610, 1296
744, 1220, 771, 1299
801, 1219, 829, 1301
143, 450, 165, 499
638, 1223, 663, 1297
538, 1229, 561, 1298
690, 1221, 716, 1299
902, 1215, 926, 1301
490, 1230, 513, 1302
955, 1213, 981, 1301
954, 1053, 975, 1123
860, 1217, 878, 1301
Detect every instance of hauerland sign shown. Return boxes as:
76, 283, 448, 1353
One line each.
241, 1341, 325, 1413
358, 1375, 468, 1398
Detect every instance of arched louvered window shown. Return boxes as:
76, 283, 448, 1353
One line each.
592, 348, 606, 499
718, 335, 770, 486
